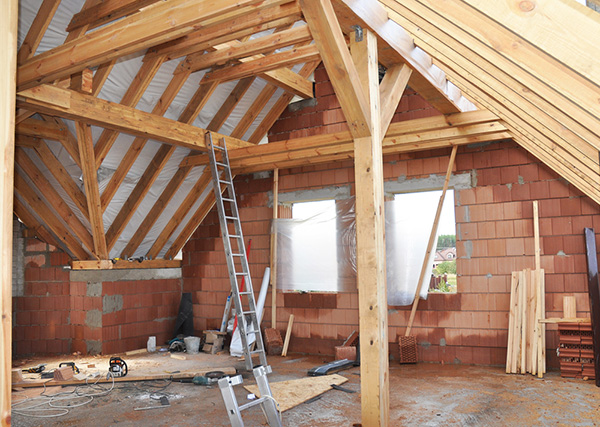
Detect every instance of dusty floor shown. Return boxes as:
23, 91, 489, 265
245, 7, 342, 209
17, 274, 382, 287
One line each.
11, 351, 600, 426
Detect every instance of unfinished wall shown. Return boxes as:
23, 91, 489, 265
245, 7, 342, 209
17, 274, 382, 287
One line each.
12, 236, 183, 356
182, 64, 600, 367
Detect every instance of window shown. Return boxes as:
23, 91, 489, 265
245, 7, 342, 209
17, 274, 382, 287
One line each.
277, 199, 339, 293
389, 190, 457, 298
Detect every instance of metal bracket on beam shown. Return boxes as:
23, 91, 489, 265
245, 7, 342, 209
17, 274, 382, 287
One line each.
351, 25, 363, 42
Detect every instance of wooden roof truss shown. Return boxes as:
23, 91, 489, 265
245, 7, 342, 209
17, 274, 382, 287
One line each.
12, 0, 600, 267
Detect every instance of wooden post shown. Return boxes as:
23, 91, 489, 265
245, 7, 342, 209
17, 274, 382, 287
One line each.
281, 314, 294, 357
1, 0, 17, 424
351, 29, 389, 426
405, 145, 458, 336
270, 168, 279, 329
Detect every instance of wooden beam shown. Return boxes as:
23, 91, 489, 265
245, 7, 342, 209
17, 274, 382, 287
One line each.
94, 55, 167, 168
17, 0, 280, 90
15, 148, 95, 256
69, 68, 94, 94
100, 69, 192, 210
215, 110, 506, 171
249, 61, 320, 143
336, 0, 473, 113
25, 138, 90, 221
232, 85, 278, 139
76, 122, 108, 259
379, 63, 412, 133
463, 0, 600, 88
1, 0, 17, 421
207, 78, 255, 132
16, 0, 61, 64
13, 198, 62, 250
17, 85, 252, 151
91, 60, 116, 96
146, 168, 212, 260
179, 26, 313, 73
349, 28, 389, 426
106, 145, 175, 253
121, 162, 194, 258
14, 173, 89, 260
39, 115, 82, 168
385, 0, 600, 205
15, 117, 67, 141
72, 259, 181, 270
301, 0, 371, 138
202, 44, 320, 84
67, 0, 161, 32
147, 1, 302, 61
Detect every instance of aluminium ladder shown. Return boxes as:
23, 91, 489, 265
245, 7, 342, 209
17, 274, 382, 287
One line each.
205, 132, 268, 371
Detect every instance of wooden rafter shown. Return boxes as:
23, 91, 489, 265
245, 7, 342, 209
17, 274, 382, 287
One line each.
202, 45, 321, 84
207, 78, 256, 132
13, 198, 61, 250
106, 145, 175, 253
76, 122, 108, 259
67, 0, 161, 32
334, 0, 474, 113
379, 63, 412, 133
147, 1, 302, 61
100, 69, 193, 210
15, 118, 67, 142
15, 147, 95, 256
249, 61, 320, 143
147, 168, 212, 259
40, 115, 82, 168
384, 0, 600, 204
91, 60, 117, 97
121, 160, 195, 258
180, 26, 312, 74
16, 0, 61, 64
94, 55, 167, 167
301, 0, 371, 138
17, 85, 252, 151
17, 0, 286, 90
20, 137, 90, 220
14, 173, 89, 260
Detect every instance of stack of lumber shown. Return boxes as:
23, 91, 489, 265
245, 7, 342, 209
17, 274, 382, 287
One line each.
506, 268, 546, 377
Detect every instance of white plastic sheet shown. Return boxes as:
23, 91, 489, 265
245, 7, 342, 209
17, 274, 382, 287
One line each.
275, 197, 440, 305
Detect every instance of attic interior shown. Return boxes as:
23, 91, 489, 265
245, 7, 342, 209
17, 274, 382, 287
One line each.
2, 0, 600, 425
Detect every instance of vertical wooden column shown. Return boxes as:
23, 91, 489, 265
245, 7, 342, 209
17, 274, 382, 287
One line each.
1, 0, 17, 424
351, 29, 389, 426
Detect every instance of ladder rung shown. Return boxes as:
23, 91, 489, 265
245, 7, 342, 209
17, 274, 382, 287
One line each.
212, 145, 226, 151
242, 310, 256, 315
224, 216, 239, 222
236, 272, 248, 277
245, 329, 259, 335
229, 234, 241, 239
231, 253, 244, 257
249, 350, 264, 355
219, 179, 232, 185
239, 291, 252, 296
215, 161, 228, 168
222, 198, 235, 203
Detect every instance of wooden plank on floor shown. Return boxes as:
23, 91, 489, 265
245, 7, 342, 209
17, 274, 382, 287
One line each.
243, 374, 349, 412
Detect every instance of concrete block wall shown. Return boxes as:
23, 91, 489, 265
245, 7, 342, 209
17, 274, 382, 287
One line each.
13, 238, 183, 356
182, 64, 600, 367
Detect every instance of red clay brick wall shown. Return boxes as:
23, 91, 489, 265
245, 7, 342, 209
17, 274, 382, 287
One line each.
13, 238, 71, 356
182, 64, 600, 366
13, 239, 183, 356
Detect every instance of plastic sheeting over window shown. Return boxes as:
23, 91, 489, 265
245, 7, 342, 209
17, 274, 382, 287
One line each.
275, 196, 447, 305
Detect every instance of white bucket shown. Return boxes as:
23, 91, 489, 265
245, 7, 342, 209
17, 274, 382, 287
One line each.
184, 336, 201, 354
147, 336, 156, 352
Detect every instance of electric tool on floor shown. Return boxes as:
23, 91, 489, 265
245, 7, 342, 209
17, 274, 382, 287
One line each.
108, 357, 128, 378
59, 362, 80, 374
22, 364, 46, 374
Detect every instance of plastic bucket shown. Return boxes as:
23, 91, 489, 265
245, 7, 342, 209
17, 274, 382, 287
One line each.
184, 336, 201, 354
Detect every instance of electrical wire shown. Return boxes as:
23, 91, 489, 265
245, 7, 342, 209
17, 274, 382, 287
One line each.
11, 372, 115, 419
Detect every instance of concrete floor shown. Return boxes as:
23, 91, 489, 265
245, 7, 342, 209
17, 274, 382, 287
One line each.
11, 352, 600, 426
